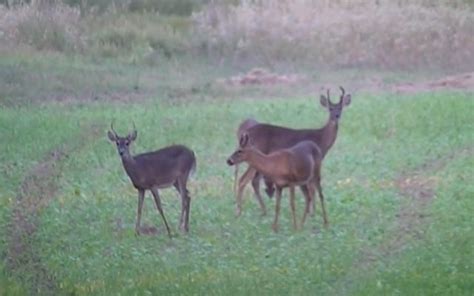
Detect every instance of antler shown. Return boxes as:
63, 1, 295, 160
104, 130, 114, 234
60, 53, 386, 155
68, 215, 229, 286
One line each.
339, 86, 345, 103
110, 120, 118, 137
326, 89, 331, 104
131, 121, 137, 133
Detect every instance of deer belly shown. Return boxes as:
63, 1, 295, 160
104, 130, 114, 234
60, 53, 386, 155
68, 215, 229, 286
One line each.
157, 182, 175, 189
273, 174, 310, 188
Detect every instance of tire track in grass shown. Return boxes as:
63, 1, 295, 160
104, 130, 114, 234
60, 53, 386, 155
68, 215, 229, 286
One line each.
5, 124, 103, 295
339, 146, 473, 293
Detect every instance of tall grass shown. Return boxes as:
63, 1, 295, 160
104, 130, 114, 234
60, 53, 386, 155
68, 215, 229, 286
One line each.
2, 0, 473, 71
0, 2, 83, 52
194, 0, 474, 70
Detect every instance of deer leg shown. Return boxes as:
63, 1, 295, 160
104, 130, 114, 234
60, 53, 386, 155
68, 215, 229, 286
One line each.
135, 189, 145, 236
177, 177, 191, 233
315, 174, 329, 227
308, 180, 317, 217
235, 167, 257, 217
251, 172, 267, 216
289, 186, 297, 230
173, 181, 185, 229
150, 188, 172, 238
272, 187, 283, 232
233, 164, 239, 196
300, 185, 312, 228
184, 189, 191, 233
264, 176, 275, 198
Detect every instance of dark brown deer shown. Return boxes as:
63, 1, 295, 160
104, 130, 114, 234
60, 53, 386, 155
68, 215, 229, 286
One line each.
227, 134, 323, 231
107, 123, 196, 238
233, 86, 351, 222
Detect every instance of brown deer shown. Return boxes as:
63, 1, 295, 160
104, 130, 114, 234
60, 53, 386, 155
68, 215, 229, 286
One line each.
107, 123, 196, 238
233, 86, 351, 222
227, 133, 323, 231
233, 118, 273, 215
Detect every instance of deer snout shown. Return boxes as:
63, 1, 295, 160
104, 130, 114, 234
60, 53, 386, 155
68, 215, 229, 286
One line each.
227, 157, 235, 166
118, 147, 127, 156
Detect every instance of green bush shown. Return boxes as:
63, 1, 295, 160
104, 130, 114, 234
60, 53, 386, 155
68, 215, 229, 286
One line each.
60, 0, 207, 15
128, 0, 197, 15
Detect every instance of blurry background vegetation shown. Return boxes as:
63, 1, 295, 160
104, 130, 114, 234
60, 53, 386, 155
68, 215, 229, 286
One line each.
0, 0, 473, 70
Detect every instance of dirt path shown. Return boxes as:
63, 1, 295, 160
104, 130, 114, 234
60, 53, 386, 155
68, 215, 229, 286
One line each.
339, 146, 473, 292
5, 124, 103, 295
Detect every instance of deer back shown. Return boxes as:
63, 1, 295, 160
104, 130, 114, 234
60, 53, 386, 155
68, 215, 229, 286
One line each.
244, 121, 337, 159
236, 118, 259, 140
246, 140, 321, 187
124, 145, 195, 190
283, 140, 322, 184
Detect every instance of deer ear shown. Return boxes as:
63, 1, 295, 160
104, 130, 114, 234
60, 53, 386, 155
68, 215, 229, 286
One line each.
107, 131, 116, 142
239, 133, 249, 147
320, 95, 329, 107
128, 130, 137, 141
343, 94, 351, 106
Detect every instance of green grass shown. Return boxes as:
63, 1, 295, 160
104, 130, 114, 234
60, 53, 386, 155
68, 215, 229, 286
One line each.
1, 87, 472, 295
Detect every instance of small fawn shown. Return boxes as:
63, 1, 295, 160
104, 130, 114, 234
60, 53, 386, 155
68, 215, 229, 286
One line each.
227, 133, 324, 231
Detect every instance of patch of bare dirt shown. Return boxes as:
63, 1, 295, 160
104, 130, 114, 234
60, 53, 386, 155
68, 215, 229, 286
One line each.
5, 124, 103, 295
390, 72, 474, 94
356, 146, 473, 267
218, 67, 305, 86
47, 90, 150, 104
218, 69, 474, 95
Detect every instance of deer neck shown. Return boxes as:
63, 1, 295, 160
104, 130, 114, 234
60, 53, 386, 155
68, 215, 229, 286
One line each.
121, 154, 138, 179
318, 118, 339, 156
246, 149, 279, 177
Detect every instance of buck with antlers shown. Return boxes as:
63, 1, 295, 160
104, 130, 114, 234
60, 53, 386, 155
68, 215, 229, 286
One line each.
227, 133, 323, 231
107, 122, 196, 238
232, 86, 351, 225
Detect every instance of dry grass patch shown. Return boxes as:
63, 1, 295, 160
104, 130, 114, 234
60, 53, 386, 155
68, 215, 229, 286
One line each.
194, 1, 474, 70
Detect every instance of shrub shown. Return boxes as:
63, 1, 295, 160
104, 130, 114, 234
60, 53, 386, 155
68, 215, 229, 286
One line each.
85, 13, 191, 59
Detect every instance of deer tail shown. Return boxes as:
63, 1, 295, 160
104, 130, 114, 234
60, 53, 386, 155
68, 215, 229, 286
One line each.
189, 151, 197, 178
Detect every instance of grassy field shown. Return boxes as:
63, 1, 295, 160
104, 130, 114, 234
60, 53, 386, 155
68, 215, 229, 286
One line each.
0, 52, 473, 295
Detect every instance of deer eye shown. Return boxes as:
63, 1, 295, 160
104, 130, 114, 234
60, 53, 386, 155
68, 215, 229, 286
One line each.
125, 141, 130, 146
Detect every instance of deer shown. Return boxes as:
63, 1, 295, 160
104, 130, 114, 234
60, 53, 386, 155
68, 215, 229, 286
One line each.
107, 122, 196, 238
227, 133, 323, 231
232, 86, 351, 225
233, 118, 273, 215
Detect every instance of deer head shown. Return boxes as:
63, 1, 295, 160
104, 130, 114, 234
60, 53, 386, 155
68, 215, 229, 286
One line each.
107, 121, 137, 158
227, 133, 253, 166
320, 86, 351, 121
